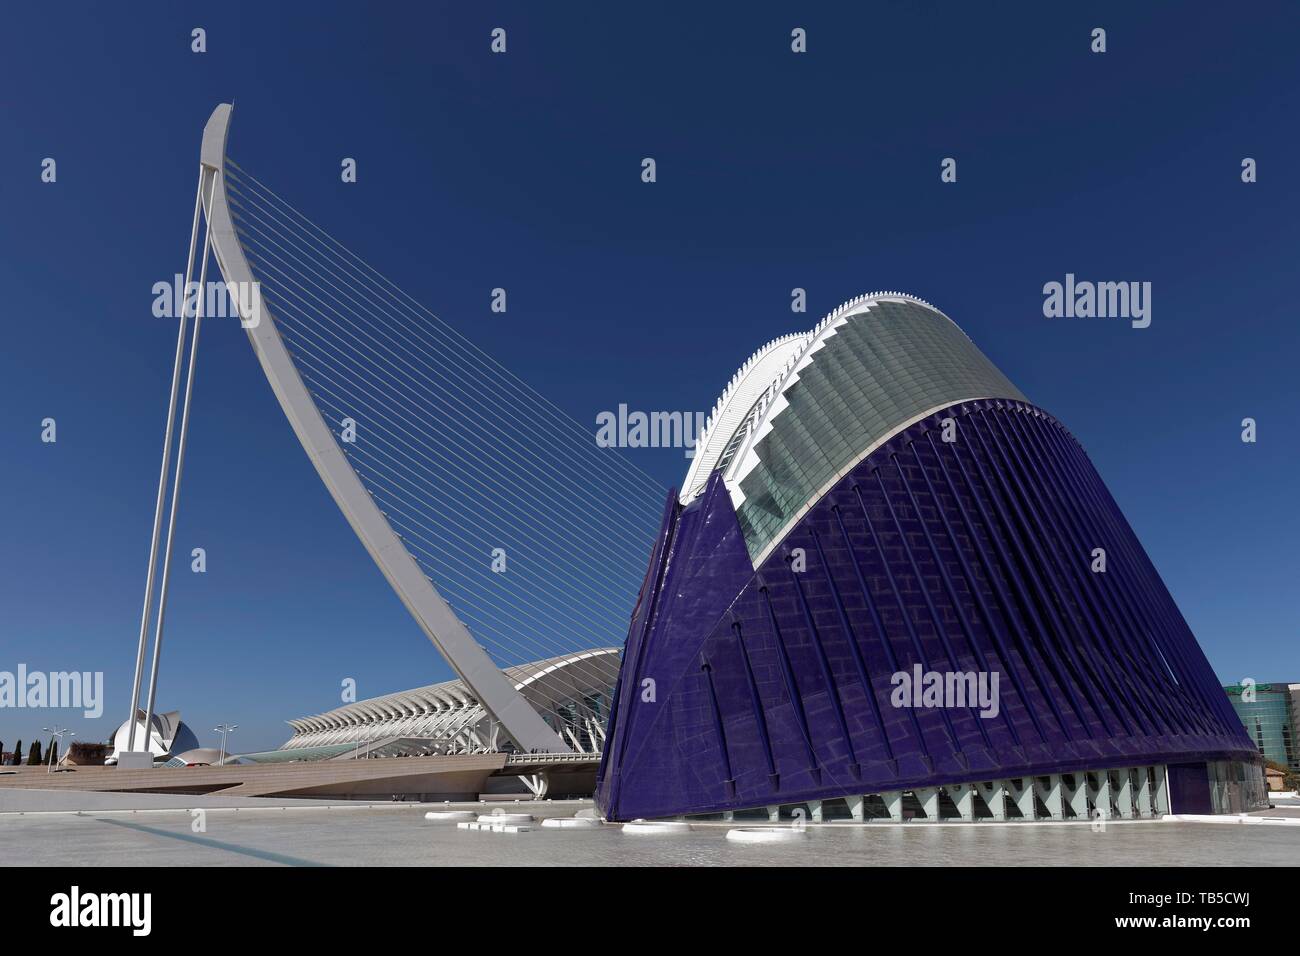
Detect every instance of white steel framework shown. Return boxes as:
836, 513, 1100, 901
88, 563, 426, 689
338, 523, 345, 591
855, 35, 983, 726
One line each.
280, 650, 618, 756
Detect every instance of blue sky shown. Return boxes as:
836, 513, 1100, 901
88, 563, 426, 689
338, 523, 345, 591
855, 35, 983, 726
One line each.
2, 2, 1297, 753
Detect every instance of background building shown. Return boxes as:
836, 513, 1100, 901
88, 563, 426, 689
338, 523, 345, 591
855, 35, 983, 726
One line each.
107, 711, 201, 765
597, 293, 1264, 822
268, 650, 619, 763
1224, 682, 1299, 771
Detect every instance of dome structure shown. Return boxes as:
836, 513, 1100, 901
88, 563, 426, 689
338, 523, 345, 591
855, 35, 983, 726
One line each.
596, 293, 1263, 822
108, 710, 201, 764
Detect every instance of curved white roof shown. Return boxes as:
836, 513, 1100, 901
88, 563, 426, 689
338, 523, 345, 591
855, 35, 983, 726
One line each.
680, 292, 1025, 564
109, 710, 202, 761
682, 332, 810, 500
281, 649, 621, 752
682, 292, 958, 505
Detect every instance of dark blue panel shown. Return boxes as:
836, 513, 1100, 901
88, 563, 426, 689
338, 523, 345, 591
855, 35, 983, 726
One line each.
595, 471, 757, 815
1166, 762, 1213, 814
597, 401, 1258, 821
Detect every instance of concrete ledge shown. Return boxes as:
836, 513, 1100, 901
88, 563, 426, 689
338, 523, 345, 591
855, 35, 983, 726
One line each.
1168, 813, 1300, 826
0, 754, 507, 799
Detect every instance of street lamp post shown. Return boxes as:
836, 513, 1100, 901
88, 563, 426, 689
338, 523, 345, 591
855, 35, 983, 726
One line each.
42, 727, 74, 774
213, 723, 237, 766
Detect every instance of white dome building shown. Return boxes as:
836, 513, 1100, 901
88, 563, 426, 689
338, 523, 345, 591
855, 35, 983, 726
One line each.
107, 710, 201, 765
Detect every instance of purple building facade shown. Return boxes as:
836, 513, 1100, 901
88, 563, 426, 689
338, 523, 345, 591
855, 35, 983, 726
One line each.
596, 295, 1262, 822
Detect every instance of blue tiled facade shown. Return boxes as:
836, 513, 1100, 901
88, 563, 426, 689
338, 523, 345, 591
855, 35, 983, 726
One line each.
596, 400, 1257, 821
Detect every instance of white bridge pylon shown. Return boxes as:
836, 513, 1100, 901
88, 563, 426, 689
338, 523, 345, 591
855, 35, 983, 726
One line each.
199, 103, 569, 754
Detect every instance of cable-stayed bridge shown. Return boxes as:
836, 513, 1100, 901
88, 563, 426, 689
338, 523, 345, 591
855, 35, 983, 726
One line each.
120, 104, 664, 762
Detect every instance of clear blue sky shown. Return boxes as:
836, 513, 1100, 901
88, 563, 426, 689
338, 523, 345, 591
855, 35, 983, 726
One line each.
2, 2, 1297, 753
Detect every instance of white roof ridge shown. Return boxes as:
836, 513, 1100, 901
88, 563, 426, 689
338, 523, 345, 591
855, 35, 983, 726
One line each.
683, 292, 959, 505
